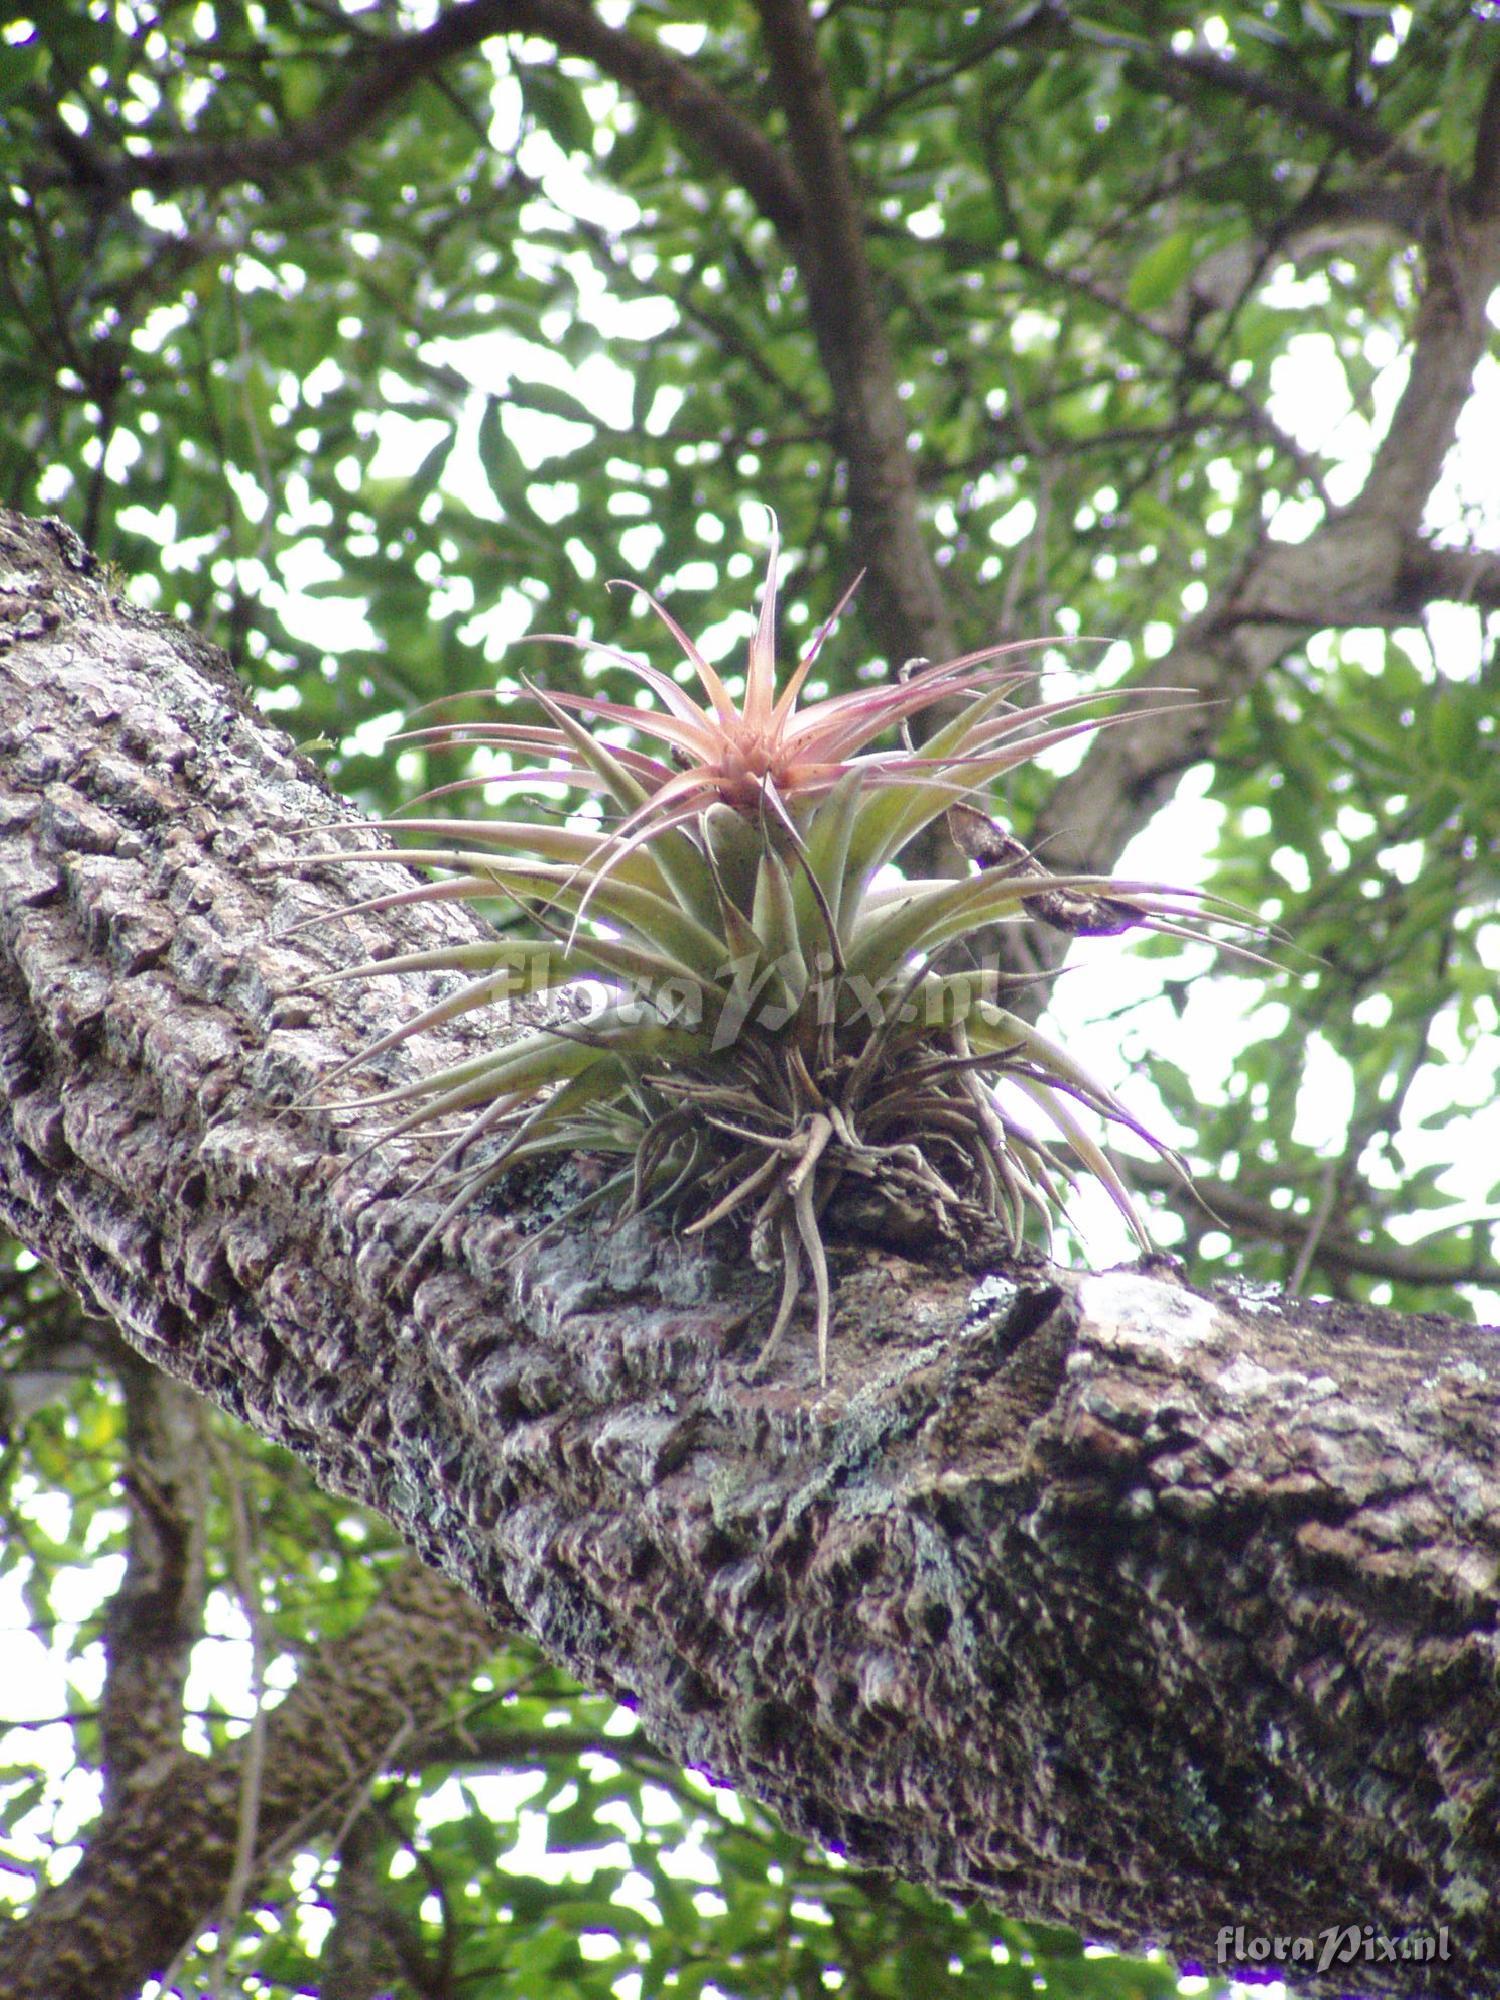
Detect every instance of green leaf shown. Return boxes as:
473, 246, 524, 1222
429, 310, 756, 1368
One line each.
1125, 230, 1196, 312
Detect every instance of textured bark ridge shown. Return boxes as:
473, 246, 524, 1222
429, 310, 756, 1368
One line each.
1, 510, 1496, 1996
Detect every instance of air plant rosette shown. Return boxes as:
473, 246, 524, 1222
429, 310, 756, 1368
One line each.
302, 526, 1222, 1382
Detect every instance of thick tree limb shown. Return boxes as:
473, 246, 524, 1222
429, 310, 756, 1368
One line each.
1394, 541, 1500, 613
1, 512, 1497, 1995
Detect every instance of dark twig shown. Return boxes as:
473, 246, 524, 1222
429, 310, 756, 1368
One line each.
1136, 1158, 1500, 1292
1112, 33, 1430, 178
39, 0, 806, 240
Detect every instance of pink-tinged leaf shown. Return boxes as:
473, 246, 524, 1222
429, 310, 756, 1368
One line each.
603, 579, 740, 725
533, 684, 723, 760
744, 516, 780, 735
770, 565, 866, 729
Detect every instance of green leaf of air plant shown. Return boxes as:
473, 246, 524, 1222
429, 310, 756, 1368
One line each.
1010, 1076, 1154, 1251
313, 940, 579, 1084
909, 969, 1032, 1039
963, 1006, 1135, 1113
431, 1058, 627, 1191
526, 680, 652, 815
841, 691, 1139, 892
837, 683, 1020, 887
371, 818, 673, 883
790, 766, 861, 953
707, 859, 771, 969
399, 1058, 647, 1258
331, 1029, 600, 1125
357, 852, 731, 984
751, 846, 808, 1013
381, 806, 718, 932
338, 1010, 709, 1177
311, 938, 568, 987
700, 804, 766, 911
846, 869, 1162, 988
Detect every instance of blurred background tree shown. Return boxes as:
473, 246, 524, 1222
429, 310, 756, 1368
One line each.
1, 1, 1496, 1994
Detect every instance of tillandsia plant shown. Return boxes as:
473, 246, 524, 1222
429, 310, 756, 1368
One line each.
302, 526, 1216, 1383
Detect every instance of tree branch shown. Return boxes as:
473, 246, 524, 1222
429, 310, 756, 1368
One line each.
1003, 241, 1336, 505
39, 0, 806, 239
753, 0, 957, 667
1124, 34, 1430, 178
847, 6, 1058, 137
1279, 178, 1441, 246
96, 1341, 208, 1812
39, 0, 953, 676
1394, 539, 1500, 613
1027, 148, 1500, 883
0, 1556, 496, 2000
1, 510, 1498, 1995
1462, 47, 1500, 220
1135, 1161, 1500, 1290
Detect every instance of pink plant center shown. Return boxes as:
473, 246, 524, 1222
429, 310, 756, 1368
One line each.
718, 734, 778, 792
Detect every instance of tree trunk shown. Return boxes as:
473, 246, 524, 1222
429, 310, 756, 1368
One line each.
1, 509, 1496, 1997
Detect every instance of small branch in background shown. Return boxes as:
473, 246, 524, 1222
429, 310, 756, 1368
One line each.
97, 1345, 209, 1812
754, 0, 958, 668
37, 0, 807, 239
1135, 1158, 1500, 1292
1462, 47, 1500, 219
1104, 26, 1431, 176
318, 1804, 413, 2000
1287, 1158, 1341, 1296
206, 1429, 271, 1993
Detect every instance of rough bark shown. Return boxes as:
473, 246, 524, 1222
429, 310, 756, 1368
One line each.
0, 511, 1497, 1997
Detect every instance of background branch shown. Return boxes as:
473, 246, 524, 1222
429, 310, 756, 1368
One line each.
754, 0, 957, 667
0, 1556, 496, 2000
1028, 118, 1500, 884
38, 0, 807, 237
